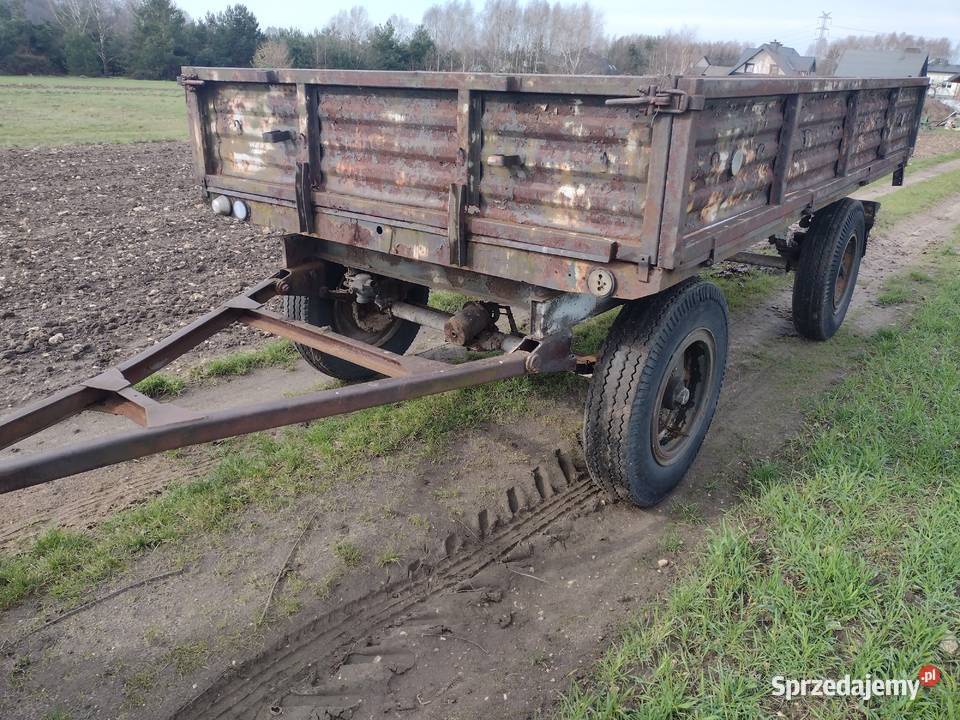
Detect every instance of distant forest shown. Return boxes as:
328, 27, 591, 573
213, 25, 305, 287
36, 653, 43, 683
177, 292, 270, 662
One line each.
0, 0, 956, 80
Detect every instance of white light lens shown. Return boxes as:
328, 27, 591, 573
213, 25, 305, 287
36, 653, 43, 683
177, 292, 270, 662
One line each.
212, 195, 232, 215
232, 200, 248, 221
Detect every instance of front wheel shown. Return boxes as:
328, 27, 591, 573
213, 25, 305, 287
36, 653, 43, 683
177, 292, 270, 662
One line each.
583, 278, 728, 507
284, 265, 428, 382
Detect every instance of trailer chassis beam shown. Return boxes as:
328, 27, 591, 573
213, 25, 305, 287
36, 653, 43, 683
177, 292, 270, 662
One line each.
0, 264, 575, 494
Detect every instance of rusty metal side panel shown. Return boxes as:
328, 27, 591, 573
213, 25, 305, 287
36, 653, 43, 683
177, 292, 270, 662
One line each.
682, 94, 784, 233
478, 93, 654, 246
316, 87, 460, 215
201, 82, 301, 186
785, 91, 847, 193
847, 85, 924, 172
660, 76, 926, 272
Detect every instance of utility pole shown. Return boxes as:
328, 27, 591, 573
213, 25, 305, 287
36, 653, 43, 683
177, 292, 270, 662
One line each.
815, 11, 832, 59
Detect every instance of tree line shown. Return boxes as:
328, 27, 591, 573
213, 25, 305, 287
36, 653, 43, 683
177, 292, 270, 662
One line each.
0, 0, 956, 80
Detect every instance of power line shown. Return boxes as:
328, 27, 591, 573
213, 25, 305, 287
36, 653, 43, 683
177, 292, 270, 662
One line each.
832, 25, 887, 36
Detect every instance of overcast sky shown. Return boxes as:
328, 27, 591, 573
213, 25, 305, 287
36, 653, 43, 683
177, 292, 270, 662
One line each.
176, 0, 959, 52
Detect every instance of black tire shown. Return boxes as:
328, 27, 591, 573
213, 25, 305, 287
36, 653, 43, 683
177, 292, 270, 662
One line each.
284, 265, 428, 382
792, 198, 865, 341
583, 278, 728, 507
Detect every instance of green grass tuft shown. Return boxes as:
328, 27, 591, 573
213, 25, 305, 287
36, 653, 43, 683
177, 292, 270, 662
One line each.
190, 341, 299, 381
134, 373, 186, 399
428, 290, 473, 313
333, 541, 363, 567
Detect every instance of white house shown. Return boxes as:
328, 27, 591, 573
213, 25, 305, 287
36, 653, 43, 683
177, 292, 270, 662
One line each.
928, 63, 960, 100
696, 41, 816, 77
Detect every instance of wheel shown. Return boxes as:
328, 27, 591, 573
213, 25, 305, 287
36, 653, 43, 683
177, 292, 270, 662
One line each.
583, 278, 728, 507
284, 265, 428, 382
792, 198, 865, 341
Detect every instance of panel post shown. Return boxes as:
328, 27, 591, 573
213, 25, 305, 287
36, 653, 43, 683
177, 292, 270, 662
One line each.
182, 82, 209, 197
836, 90, 861, 177
448, 183, 467, 266
877, 87, 903, 159
771, 93, 802, 205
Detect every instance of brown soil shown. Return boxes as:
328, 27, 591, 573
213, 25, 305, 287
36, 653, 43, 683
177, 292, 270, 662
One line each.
0, 142, 282, 410
912, 126, 960, 159
1, 141, 959, 720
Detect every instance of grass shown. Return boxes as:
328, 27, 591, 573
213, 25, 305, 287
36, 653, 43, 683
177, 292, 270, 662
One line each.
907, 149, 960, 174
134, 341, 298, 398
873, 167, 960, 231
133, 373, 186, 399
876, 267, 936, 307
428, 290, 473, 314
0, 364, 584, 609
560, 225, 960, 718
709, 267, 790, 312
876, 284, 912, 306
189, 340, 299, 380
0, 75, 187, 146
333, 540, 363, 567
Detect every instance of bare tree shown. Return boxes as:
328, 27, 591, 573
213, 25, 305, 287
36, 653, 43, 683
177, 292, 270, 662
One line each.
253, 39, 292, 68
49, 0, 92, 34
89, 0, 124, 75
49, 0, 125, 74
550, 2, 603, 74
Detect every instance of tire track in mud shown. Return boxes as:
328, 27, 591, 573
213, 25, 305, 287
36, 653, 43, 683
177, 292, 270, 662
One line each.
170, 446, 604, 720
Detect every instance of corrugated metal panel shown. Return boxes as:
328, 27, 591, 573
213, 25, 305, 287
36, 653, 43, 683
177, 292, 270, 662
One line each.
786, 91, 846, 192
683, 95, 782, 230
479, 93, 653, 242
317, 87, 459, 212
203, 83, 299, 185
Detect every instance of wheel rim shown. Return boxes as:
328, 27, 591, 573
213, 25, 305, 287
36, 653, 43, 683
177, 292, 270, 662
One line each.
833, 233, 858, 310
331, 299, 400, 345
650, 328, 717, 466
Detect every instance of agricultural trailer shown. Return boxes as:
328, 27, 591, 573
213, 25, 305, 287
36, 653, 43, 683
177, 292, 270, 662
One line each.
0, 70, 928, 506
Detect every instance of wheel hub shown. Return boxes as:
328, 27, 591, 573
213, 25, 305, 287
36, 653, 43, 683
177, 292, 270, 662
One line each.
651, 329, 717, 466
833, 232, 858, 310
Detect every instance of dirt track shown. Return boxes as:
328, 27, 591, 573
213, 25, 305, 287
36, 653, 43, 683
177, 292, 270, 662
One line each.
2, 137, 960, 719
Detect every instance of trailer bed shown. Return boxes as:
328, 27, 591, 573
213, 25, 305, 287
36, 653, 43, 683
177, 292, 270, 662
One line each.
181, 68, 927, 302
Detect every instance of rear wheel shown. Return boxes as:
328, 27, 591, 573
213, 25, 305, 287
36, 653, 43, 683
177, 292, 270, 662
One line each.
792, 198, 865, 341
583, 278, 728, 507
284, 265, 428, 381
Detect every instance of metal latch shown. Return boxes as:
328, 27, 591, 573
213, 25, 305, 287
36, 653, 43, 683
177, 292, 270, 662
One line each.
605, 86, 704, 115
177, 75, 204, 89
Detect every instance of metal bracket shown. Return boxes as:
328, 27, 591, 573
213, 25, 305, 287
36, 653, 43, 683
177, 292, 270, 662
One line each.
605, 86, 705, 115
519, 332, 576, 374
262, 129, 293, 143
448, 183, 467, 266
177, 75, 204, 89
295, 161, 314, 233
529, 293, 620, 339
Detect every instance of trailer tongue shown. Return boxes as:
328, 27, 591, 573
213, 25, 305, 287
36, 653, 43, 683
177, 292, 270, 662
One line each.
0, 264, 576, 494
